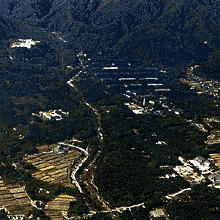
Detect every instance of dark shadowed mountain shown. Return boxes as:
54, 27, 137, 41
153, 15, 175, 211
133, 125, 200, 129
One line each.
0, 13, 19, 40
0, 0, 219, 65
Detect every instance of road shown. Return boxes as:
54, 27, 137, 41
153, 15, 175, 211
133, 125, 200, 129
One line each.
58, 142, 88, 194
165, 188, 192, 200
66, 52, 188, 218
66, 53, 113, 213
66, 52, 173, 219
66, 53, 176, 219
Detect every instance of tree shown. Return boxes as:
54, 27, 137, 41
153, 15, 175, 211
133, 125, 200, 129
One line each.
0, 209, 10, 220
165, 1, 210, 63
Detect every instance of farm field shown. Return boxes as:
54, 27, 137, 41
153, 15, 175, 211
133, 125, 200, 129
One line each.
0, 177, 34, 218
24, 144, 83, 185
45, 194, 76, 219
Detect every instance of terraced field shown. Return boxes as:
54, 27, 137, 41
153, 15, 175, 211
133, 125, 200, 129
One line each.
24, 144, 82, 185
45, 194, 76, 219
0, 177, 34, 218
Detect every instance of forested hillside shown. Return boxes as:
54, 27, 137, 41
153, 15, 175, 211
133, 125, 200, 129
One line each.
0, 0, 220, 219
0, 0, 219, 67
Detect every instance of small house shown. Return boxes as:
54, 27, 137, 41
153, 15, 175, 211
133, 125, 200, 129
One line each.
189, 156, 210, 171
208, 171, 220, 184
149, 208, 168, 220
54, 146, 67, 154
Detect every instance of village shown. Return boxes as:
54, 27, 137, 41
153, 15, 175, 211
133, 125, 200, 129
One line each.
2, 48, 220, 219
32, 109, 69, 121
10, 39, 41, 49
0, 0, 219, 216
124, 100, 183, 116
180, 65, 220, 98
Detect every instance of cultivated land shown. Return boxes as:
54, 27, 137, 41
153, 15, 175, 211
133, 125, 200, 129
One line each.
1, 1, 220, 219
0, 177, 33, 217
1, 49, 219, 219
24, 142, 83, 185
45, 194, 76, 220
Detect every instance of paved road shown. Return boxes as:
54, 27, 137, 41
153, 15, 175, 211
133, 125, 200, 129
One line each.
66, 54, 112, 213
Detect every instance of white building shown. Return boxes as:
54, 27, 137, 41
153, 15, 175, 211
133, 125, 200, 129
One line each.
102, 66, 118, 69
178, 156, 190, 166
11, 39, 40, 49
32, 109, 69, 121
189, 156, 210, 171
132, 109, 144, 114
54, 146, 67, 154
149, 208, 168, 220
208, 171, 220, 184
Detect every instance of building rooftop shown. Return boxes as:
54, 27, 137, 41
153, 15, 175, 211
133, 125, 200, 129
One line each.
32, 109, 69, 121
195, 156, 205, 164
54, 146, 67, 154
208, 171, 220, 183
11, 39, 40, 49
149, 208, 168, 220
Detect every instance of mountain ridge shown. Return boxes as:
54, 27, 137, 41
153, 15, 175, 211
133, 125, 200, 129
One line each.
0, 0, 219, 66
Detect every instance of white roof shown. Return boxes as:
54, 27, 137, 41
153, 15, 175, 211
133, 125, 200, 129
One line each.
102, 67, 118, 69
11, 39, 40, 49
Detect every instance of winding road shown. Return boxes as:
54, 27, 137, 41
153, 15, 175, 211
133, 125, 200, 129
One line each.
66, 53, 113, 214
58, 142, 88, 194
65, 52, 168, 219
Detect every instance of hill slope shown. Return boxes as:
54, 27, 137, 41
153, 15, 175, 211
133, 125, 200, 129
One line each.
0, 0, 219, 65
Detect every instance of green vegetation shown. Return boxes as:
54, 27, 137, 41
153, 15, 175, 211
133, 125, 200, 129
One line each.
0, 43, 95, 218
0, 0, 220, 219
88, 212, 112, 220
71, 61, 220, 216
0, 209, 10, 220
27, 209, 51, 220
165, 185, 220, 219
94, 110, 194, 207
68, 196, 89, 216
0, 42, 97, 165
198, 49, 220, 80
72, 71, 199, 207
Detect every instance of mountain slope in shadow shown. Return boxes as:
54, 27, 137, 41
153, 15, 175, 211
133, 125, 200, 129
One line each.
0, 0, 219, 66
